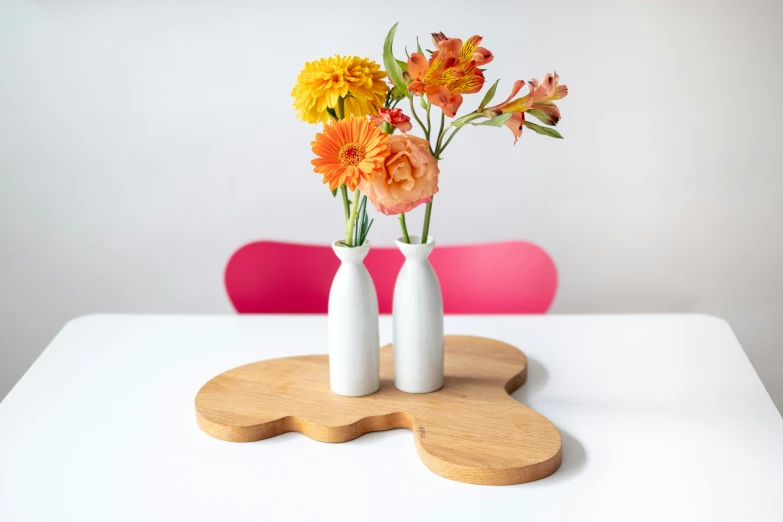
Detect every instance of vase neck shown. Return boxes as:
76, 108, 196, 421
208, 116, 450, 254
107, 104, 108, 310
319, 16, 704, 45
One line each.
396, 236, 435, 261
332, 240, 370, 264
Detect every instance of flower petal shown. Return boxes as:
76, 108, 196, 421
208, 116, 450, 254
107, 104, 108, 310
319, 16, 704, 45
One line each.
408, 53, 429, 81
425, 85, 463, 118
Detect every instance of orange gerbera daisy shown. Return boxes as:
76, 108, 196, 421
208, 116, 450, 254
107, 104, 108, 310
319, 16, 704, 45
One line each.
311, 117, 389, 191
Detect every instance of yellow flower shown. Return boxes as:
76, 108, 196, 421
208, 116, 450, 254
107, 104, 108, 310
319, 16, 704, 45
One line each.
292, 55, 388, 124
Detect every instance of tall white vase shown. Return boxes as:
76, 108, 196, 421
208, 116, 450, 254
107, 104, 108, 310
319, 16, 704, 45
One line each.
328, 240, 380, 397
392, 235, 444, 393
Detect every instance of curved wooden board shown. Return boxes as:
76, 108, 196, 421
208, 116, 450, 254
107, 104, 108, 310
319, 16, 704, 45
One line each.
195, 335, 562, 485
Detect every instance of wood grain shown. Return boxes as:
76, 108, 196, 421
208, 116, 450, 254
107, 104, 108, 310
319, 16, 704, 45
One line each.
195, 335, 562, 485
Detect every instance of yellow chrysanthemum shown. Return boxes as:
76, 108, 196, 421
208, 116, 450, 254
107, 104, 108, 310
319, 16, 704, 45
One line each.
292, 55, 388, 124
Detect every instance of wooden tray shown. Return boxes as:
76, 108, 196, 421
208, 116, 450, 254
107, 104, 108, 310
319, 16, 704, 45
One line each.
195, 335, 562, 485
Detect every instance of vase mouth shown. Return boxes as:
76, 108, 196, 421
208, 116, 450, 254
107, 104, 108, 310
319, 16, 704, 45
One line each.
332, 239, 371, 262
332, 239, 371, 248
395, 235, 435, 259
395, 235, 435, 246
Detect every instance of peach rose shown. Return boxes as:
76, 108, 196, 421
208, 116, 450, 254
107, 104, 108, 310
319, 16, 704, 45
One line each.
359, 134, 439, 215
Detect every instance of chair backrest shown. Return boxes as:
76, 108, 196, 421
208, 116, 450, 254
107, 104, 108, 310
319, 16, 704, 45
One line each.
225, 241, 557, 314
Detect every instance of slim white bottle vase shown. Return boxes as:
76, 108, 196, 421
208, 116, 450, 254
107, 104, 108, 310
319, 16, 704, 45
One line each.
392, 235, 444, 393
328, 240, 380, 397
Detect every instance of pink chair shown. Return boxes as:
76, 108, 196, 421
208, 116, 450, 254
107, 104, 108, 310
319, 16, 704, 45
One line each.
225, 241, 557, 314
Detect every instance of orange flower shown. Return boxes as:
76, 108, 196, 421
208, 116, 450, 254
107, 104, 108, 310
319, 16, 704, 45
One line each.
407, 33, 493, 117
311, 117, 388, 191
369, 108, 412, 133
503, 73, 568, 113
485, 73, 568, 143
359, 134, 439, 215
484, 80, 528, 143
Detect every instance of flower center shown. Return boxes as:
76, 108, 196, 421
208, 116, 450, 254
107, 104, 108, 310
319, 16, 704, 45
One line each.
338, 143, 365, 166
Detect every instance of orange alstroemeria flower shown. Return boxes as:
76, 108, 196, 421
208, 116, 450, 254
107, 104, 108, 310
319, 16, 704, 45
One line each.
407, 33, 493, 118
485, 73, 568, 143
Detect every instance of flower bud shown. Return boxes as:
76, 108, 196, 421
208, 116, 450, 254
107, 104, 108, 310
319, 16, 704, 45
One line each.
482, 108, 503, 118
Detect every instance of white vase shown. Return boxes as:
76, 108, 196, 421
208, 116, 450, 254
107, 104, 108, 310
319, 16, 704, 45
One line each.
328, 240, 380, 397
392, 235, 444, 393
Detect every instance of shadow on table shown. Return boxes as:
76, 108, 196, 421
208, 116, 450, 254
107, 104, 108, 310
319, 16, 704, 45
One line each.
512, 357, 587, 483
268, 355, 587, 485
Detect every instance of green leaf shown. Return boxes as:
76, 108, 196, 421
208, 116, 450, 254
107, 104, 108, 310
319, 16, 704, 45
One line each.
353, 195, 374, 246
396, 58, 408, 73
383, 23, 409, 98
325, 107, 338, 120
451, 113, 480, 128
420, 95, 428, 109
363, 219, 374, 244
416, 36, 424, 55
523, 120, 564, 138
331, 187, 338, 197
527, 108, 557, 126
478, 79, 499, 111
472, 112, 514, 127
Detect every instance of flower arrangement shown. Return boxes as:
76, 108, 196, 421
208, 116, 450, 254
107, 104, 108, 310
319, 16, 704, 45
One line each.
292, 24, 568, 246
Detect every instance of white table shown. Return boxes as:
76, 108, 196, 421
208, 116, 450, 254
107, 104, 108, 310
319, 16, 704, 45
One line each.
1, 314, 781, 521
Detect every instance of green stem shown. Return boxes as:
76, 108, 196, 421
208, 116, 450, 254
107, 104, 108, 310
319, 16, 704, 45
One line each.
439, 126, 464, 155
344, 188, 361, 246
420, 111, 447, 241
425, 101, 432, 140
421, 198, 433, 244
336, 99, 352, 244
434, 112, 446, 158
409, 96, 428, 139
398, 213, 411, 244
432, 111, 481, 155
340, 185, 350, 222
381, 121, 395, 135
451, 111, 480, 127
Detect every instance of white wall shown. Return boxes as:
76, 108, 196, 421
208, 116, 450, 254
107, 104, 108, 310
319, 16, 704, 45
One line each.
1, 0, 781, 412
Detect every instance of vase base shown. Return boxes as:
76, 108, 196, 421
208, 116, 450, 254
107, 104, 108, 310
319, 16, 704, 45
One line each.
393, 382, 444, 394
329, 384, 380, 397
